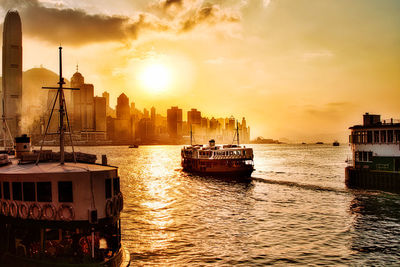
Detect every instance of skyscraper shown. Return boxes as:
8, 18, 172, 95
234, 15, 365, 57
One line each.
187, 108, 201, 127
167, 106, 182, 139
2, 10, 22, 138
71, 71, 94, 132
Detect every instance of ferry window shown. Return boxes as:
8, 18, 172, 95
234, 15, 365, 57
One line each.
105, 178, 112, 199
363, 152, 368, 162
113, 177, 120, 194
380, 130, 386, 143
396, 130, 400, 143
367, 131, 372, 143
12, 182, 22, 201
374, 131, 379, 143
23, 182, 35, 202
368, 152, 373, 162
58, 181, 73, 202
3, 182, 10, 200
37, 182, 52, 202
355, 151, 359, 162
388, 130, 393, 143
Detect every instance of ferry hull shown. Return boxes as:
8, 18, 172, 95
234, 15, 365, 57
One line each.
0, 246, 130, 267
345, 166, 400, 193
182, 165, 254, 178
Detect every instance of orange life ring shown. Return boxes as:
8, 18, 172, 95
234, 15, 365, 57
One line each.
1, 201, 9, 216
29, 203, 42, 220
112, 196, 119, 216
9, 201, 18, 217
105, 199, 114, 217
58, 204, 74, 221
42, 204, 57, 220
18, 202, 29, 219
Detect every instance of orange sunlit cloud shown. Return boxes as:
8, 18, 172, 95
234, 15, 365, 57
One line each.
1, 0, 400, 142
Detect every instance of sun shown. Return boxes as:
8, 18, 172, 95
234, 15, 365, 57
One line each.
139, 63, 171, 93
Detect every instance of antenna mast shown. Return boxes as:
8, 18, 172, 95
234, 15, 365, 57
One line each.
236, 120, 240, 145
36, 47, 79, 165
232, 120, 240, 145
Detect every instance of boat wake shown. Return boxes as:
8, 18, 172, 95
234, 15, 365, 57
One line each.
251, 176, 349, 194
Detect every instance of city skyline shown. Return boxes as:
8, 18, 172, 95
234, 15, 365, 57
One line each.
0, 1, 399, 142
20, 65, 252, 145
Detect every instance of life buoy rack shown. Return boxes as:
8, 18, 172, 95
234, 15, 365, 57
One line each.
1, 201, 9, 216
42, 204, 57, 220
58, 204, 75, 221
29, 203, 42, 220
105, 199, 114, 217
9, 201, 18, 218
18, 202, 29, 219
112, 196, 119, 216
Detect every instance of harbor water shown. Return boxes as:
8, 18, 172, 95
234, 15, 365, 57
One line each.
76, 144, 400, 265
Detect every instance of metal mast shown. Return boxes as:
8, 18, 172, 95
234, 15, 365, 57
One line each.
36, 47, 79, 165
232, 120, 240, 145
236, 120, 240, 145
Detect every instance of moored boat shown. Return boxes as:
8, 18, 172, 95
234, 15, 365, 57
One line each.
0, 47, 130, 266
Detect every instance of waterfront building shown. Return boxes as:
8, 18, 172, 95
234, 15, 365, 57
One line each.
2, 10, 22, 138
188, 108, 201, 128
102, 91, 115, 117
167, 106, 182, 139
70, 71, 94, 132
346, 113, 400, 191
94, 96, 106, 132
144, 108, 149, 119
114, 93, 131, 141
151, 106, 156, 123
116, 93, 130, 120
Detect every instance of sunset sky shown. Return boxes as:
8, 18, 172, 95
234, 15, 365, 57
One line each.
0, 0, 399, 142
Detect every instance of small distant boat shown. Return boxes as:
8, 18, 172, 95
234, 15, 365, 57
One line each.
129, 144, 139, 148
316, 142, 324, 144
301, 142, 306, 145
333, 141, 340, 146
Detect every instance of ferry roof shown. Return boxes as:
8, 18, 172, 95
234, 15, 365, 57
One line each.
0, 161, 116, 175
349, 123, 400, 130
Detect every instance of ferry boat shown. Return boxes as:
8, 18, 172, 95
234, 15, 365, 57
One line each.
181, 124, 254, 178
0, 48, 130, 266
346, 113, 400, 192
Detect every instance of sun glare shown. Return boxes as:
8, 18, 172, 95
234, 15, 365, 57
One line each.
139, 63, 171, 94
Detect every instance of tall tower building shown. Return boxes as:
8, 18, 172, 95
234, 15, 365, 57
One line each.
167, 106, 182, 139
2, 10, 22, 138
150, 107, 156, 123
71, 71, 94, 132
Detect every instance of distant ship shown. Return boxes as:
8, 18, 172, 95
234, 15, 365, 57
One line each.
0, 48, 130, 266
181, 123, 254, 178
346, 113, 400, 192
333, 141, 340, 146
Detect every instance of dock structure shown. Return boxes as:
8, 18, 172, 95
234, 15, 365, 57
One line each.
346, 113, 400, 192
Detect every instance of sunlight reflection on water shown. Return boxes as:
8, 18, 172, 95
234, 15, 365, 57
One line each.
74, 144, 400, 266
